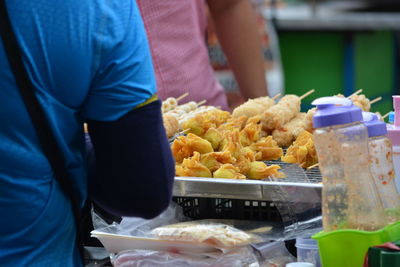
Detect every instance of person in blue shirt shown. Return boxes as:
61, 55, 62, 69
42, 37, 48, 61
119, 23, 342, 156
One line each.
0, 0, 175, 266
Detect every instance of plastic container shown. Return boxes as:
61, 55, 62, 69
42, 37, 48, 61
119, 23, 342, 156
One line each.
295, 238, 321, 267
312, 97, 387, 232
388, 111, 395, 124
387, 96, 400, 192
363, 112, 400, 223
312, 221, 400, 267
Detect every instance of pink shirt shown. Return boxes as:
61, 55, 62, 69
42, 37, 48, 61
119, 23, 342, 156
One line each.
137, 0, 228, 109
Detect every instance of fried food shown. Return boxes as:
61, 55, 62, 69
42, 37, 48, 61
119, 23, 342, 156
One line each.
261, 95, 301, 131
232, 96, 275, 118
281, 130, 318, 168
305, 108, 316, 133
213, 164, 246, 180
349, 94, 370, 112
250, 136, 283, 161
163, 114, 179, 138
200, 151, 236, 172
247, 161, 281, 180
182, 109, 231, 136
176, 152, 212, 177
239, 116, 262, 146
171, 133, 214, 163
203, 128, 223, 150
272, 113, 307, 147
218, 116, 247, 133
220, 130, 243, 158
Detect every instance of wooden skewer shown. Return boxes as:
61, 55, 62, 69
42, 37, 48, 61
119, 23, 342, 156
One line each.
300, 89, 315, 100
348, 89, 363, 98
370, 97, 382, 105
176, 92, 189, 102
307, 163, 319, 170
382, 112, 391, 120
180, 128, 191, 134
197, 100, 207, 107
272, 93, 281, 101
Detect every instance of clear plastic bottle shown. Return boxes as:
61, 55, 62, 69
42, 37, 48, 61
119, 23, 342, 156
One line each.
363, 112, 400, 223
312, 97, 387, 232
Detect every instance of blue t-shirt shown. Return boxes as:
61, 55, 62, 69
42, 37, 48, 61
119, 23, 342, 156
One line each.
0, 0, 156, 265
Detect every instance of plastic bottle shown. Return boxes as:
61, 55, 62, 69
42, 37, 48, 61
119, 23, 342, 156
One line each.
312, 97, 387, 232
363, 112, 400, 223
387, 96, 400, 193
388, 111, 395, 124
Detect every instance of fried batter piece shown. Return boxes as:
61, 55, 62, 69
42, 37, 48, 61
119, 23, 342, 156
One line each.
220, 130, 243, 158
250, 136, 283, 161
272, 113, 307, 147
281, 130, 318, 168
203, 128, 223, 150
182, 109, 231, 136
213, 164, 246, 180
247, 161, 282, 180
176, 152, 212, 178
171, 133, 214, 163
232, 97, 275, 118
239, 116, 262, 146
200, 151, 236, 172
163, 114, 179, 138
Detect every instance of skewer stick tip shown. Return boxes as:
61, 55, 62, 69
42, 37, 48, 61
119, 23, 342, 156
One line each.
300, 89, 315, 100
348, 89, 363, 98
176, 92, 189, 102
382, 111, 391, 120
370, 97, 382, 105
197, 100, 207, 106
307, 163, 319, 170
272, 93, 282, 101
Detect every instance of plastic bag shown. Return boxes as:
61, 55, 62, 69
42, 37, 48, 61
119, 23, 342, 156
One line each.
113, 246, 260, 267
253, 241, 296, 267
92, 202, 186, 238
151, 220, 261, 249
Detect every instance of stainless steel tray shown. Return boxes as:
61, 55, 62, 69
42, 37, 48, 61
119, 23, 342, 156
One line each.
173, 162, 322, 203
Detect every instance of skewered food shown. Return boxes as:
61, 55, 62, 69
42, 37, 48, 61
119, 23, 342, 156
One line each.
272, 113, 307, 147
176, 152, 212, 178
163, 114, 179, 138
171, 133, 214, 163
232, 96, 275, 118
261, 95, 301, 131
349, 94, 370, 112
304, 108, 316, 133
182, 109, 231, 136
213, 164, 246, 180
281, 130, 318, 168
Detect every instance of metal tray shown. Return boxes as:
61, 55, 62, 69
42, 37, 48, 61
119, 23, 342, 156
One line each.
173, 162, 322, 203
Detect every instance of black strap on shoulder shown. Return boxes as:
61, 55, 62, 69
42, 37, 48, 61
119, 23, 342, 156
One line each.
0, 1, 84, 262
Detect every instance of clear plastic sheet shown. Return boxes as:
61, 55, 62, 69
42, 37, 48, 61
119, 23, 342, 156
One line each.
112, 247, 260, 267
253, 241, 296, 267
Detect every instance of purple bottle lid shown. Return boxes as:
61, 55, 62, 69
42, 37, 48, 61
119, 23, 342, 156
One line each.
362, 112, 387, 137
312, 97, 363, 128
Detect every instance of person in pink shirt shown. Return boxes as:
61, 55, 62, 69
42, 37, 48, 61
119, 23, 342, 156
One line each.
137, 0, 269, 110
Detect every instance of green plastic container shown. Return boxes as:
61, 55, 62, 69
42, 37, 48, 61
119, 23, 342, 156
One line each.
312, 221, 400, 267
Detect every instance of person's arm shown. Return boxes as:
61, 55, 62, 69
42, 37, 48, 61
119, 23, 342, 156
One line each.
87, 100, 175, 219
207, 0, 268, 99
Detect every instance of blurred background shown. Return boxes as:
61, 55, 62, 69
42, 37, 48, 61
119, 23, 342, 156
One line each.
208, 0, 400, 113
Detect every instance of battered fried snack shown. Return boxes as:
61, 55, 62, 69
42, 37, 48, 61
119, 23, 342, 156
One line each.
247, 161, 281, 180
203, 127, 223, 150
171, 133, 214, 163
272, 113, 307, 147
261, 95, 301, 131
176, 152, 212, 178
349, 94, 370, 112
250, 136, 283, 161
213, 164, 246, 180
163, 114, 179, 138
182, 109, 231, 136
304, 108, 316, 133
232, 96, 275, 118
281, 130, 318, 168
239, 116, 262, 146
200, 151, 236, 172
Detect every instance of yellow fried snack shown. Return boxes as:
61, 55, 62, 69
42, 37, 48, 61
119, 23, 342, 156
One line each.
239, 116, 262, 146
182, 109, 231, 136
203, 127, 223, 150
250, 136, 283, 161
247, 161, 281, 180
281, 130, 318, 168
232, 97, 275, 118
171, 133, 214, 163
220, 130, 243, 159
272, 113, 307, 147
213, 164, 246, 180
261, 95, 301, 131
176, 152, 212, 177
200, 151, 236, 172
163, 114, 179, 138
